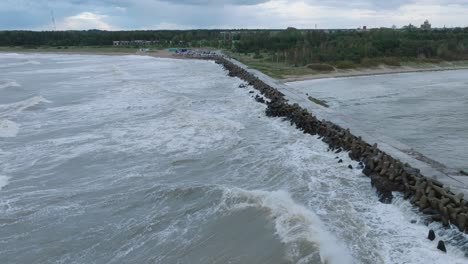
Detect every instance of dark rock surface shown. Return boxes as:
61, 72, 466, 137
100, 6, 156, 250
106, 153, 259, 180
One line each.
437, 240, 447, 253
428, 230, 436, 241
213, 56, 468, 233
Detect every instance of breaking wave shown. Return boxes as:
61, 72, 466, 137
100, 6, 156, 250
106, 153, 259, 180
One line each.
0, 60, 41, 68
0, 96, 51, 118
0, 119, 19, 138
0, 80, 21, 90
0, 96, 51, 137
219, 187, 354, 264
0, 175, 9, 190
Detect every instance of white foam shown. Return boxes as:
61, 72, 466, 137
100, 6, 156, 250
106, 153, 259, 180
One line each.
0, 80, 21, 90
0, 96, 50, 138
117, 107, 246, 156
0, 96, 51, 118
0, 53, 20, 56
0, 175, 9, 190
219, 188, 354, 264
0, 60, 41, 68
0, 119, 19, 137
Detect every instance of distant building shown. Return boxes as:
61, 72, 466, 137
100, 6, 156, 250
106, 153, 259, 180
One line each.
356, 26, 368, 32
403, 23, 417, 30
112, 40, 159, 46
421, 20, 432, 30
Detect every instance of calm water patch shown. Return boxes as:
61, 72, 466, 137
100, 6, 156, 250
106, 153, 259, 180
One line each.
287, 71, 468, 172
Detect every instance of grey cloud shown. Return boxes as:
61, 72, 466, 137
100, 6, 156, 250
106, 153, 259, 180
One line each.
157, 0, 269, 5
1, 0, 468, 30
60, 0, 269, 7
305, 0, 468, 10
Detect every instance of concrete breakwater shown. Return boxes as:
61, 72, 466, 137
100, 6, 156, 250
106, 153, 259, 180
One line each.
213, 57, 468, 236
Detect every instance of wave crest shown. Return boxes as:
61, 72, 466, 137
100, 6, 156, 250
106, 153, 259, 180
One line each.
0, 80, 21, 90
0, 96, 51, 137
0, 175, 9, 190
0, 60, 41, 68
0, 96, 51, 118
219, 188, 353, 264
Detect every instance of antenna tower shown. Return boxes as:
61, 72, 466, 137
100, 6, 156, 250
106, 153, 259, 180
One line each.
50, 10, 57, 30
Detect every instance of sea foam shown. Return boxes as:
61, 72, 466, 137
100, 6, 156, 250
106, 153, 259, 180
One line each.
0, 96, 51, 118
0, 119, 19, 138
0, 80, 21, 90
0, 175, 9, 190
0, 60, 41, 68
0, 96, 51, 137
219, 188, 354, 264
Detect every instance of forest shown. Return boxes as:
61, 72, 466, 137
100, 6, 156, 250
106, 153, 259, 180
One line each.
1, 27, 468, 66
233, 27, 468, 67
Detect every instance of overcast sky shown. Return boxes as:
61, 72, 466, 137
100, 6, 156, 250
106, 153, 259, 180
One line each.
1, 0, 468, 30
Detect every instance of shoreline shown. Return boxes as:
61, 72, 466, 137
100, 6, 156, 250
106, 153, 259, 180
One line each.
214, 56, 468, 238
281, 65, 468, 82
4, 50, 468, 82
0, 49, 191, 60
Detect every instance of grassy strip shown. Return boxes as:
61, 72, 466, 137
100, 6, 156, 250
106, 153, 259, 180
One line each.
225, 51, 468, 80
224, 51, 318, 79
308, 96, 329, 108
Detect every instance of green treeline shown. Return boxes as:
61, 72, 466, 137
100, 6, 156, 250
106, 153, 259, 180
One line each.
0, 30, 223, 47
235, 27, 468, 66
1, 27, 468, 66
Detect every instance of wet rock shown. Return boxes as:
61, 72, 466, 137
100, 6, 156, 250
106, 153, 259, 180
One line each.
370, 173, 404, 204
362, 167, 372, 177
357, 161, 364, 170
411, 219, 417, 224
214, 56, 468, 233
437, 240, 447, 253
428, 230, 436, 241
422, 208, 439, 215
456, 214, 466, 232
403, 166, 421, 175
348, 165, 353, 169
255, 95, 265, 104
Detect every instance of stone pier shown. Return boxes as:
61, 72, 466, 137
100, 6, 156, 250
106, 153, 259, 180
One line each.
212, 56, 468, 234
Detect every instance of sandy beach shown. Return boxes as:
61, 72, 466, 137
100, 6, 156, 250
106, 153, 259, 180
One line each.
0, 48, 184, 59
3, 49, 468, 82
281, 64, 468, 82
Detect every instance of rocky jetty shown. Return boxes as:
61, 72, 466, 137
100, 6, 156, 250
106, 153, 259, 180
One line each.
213, 57, 468, 235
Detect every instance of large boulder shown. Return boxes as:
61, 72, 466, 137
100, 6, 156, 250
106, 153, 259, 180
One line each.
370, 173, 405, 204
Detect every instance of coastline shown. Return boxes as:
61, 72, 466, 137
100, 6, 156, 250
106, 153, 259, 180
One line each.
215, 56, 468, 235
3, 49, 468, 82
0, 49, 188, 60
281, 65, 468, 82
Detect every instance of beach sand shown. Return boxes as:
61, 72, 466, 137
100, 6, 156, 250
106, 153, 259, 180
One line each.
0, 49, 183, 59
3, 49, 467, 81
281, 64, 468, 82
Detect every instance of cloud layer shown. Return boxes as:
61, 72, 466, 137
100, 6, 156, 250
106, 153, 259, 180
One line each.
1, 0, 468, 30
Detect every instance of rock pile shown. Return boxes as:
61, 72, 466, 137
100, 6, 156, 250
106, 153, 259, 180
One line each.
214, 57, 468, 234
214, 58, 285, 102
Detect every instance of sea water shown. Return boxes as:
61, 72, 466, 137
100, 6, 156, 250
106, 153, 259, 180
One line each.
287, 72, 468, 172
0, 53, 466, 263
